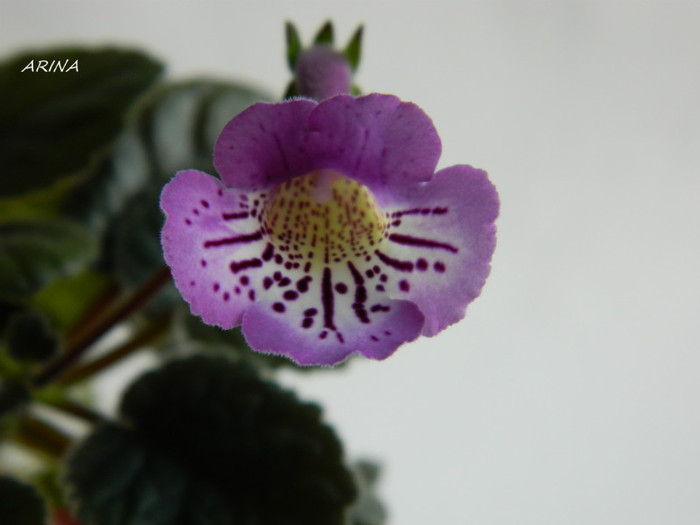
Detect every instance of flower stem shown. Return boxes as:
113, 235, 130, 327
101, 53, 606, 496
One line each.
31, 267, 172, 388
13, 414, 72, 459
38, 397, 107, 425
58, 313, 170, 386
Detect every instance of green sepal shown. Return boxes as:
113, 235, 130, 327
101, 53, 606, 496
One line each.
0, 47, 163, 199
344, 25, 364, 72
285, 21, 302, 70
0, 476, 47, 525
64, 356, 357, 525
0, 219, 98, 301
313, 20, 335, 46
283, 79, 298, 99
6, 309, 59, 363
349, 460, 388, 525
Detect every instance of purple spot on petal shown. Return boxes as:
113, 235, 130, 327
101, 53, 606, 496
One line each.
223, 292, 230, 301
380, 274, 388, 282
185, 218, 192, 225
201, 259, 207, 268
189, 281, 195, 286
434, 261, 446, 273
275, 254, 284, 264
213, 283, 220, 292
283, 290, 298, 301
263, 277, 273, 290
200, 200, 210, 208
249, 290, 256, 301
302, 318, 314, 329
240, 276, 249, 286
304, 308, 318, 317
417, 258, 428, 271
272, 302, 285, 313
335, 283, 348, 294
371, 335, 379, 341
320, 331, 328, 339
399, 280, 410, 292
278, 277, 291, 287
235, 287, 241, 295
375, 284, 385, 292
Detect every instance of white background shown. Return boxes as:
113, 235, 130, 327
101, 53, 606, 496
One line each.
2, 1, 700, 524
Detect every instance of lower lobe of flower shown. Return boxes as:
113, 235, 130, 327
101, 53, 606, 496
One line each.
261, 170, 385, 265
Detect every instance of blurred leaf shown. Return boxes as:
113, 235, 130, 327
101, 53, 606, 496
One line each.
6, 309, 59, 362
0, 379, 30, 418
314, 21, 335, 46
30, 270, 112, 333
349, 460, 387, 525
0, 48, 163, 198
65, 356, 357, 525
344, 26, 364, 72
0, 219, 98, 301
0, 476, 47, 525
285, 21, 302, 70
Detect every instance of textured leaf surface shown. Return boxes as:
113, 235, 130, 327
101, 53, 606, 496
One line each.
0, 476, 47, 525
0, 219, 97, 300
6, 309, 59, 362
65, 356, 357, 525
0, 48, 163, 197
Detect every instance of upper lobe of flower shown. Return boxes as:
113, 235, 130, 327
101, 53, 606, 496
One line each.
161, 94, 499, 366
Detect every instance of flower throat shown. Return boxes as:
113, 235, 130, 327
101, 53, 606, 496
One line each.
261, 170, 386, 265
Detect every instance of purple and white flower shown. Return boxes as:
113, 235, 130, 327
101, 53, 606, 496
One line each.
160, 93, 499, 365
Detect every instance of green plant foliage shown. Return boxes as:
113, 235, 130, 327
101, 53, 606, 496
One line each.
0, 48, 163, 198
0, 476, 47, 525
6, 309, 59, 362
30, 270, 112, 333
0, 219, 98, 301
285, 22, 302, 70
349, 461, 388, 525
0, 380, 31, 418
65, 356, 357, 525
344, 26, 364, 72
313, 21, 335, 46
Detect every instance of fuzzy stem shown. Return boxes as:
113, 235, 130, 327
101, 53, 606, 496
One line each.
31, 267, 172, 388
58, 313, 170, 386
13, 414, 72, 458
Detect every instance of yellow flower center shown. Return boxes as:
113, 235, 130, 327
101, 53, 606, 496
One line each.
261, 170, 385, 265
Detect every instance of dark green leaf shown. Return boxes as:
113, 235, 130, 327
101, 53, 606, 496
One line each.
88, 81, 269, 292
0, 48, 163, 198
285, 21, 302, 70
65, 356, 357, 525
313, 21, 335, 46
6, 309, 59, 362
30, 270, 112, 333
0, 476, 47, 525
0, 380, 31, 418
0, 219, 98, 300
349, 460, 388, 525
344, 25, 364, 72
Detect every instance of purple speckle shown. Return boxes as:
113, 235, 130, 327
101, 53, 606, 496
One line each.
223, 292, 230, 301
213, 283, 220, 292
319, 331, 328, 339
240, 276, 249, 286
263, 277, 273, 290
370, 335, 379, 341
200, 259, 207, 268
278, 277, 291, 287
235, 287, 241, 295
335, 283, 348, 294
185, 218, 192, 225
416, 258, 428, 271
304, 308, 318, 317
399, 280, 410, 292
200, 199, 210, 208
275, 254, 284, 264
273, 271, 282, 281
302, 318, 314, 329
434, 261, 446, 273
249, 290, 256, 301
189, 280, 195, 287
379, 274, 388, 283
272, 302, 286, 313
375, 284, 385, 292
283, 290, 298, 301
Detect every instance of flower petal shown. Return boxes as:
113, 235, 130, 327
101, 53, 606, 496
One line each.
370, 165, 499, 336
241, 262, 425, 366
160, 169, 269, 328
305, 94, 442, 188
213, 98, 318, 191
